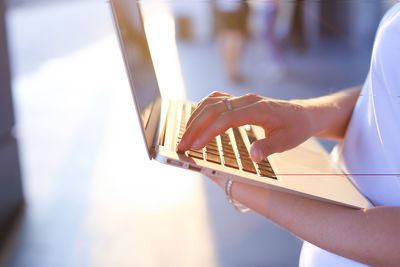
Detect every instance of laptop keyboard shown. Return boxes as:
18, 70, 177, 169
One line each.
177, 104, 276, 179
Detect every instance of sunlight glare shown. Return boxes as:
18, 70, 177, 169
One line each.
140, 2, 186, 100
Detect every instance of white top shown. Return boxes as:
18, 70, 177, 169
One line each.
300, 4, 400, 266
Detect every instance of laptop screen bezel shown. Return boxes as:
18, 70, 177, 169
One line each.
110, 0, 162, 159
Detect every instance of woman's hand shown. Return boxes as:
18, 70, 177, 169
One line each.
177, 91, 314, 162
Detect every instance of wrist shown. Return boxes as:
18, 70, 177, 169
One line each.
289, 99, 319, 137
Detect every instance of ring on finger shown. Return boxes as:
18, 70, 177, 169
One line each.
222, 98, 233, 111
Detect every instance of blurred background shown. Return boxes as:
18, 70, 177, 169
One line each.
0, 0, 396, 266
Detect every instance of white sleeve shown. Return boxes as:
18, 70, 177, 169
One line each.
370, 4, 400, 101
368, 4, 400, 173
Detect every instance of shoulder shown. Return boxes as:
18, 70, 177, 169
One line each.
373, 4, 400, 60
370, 4, 400, 93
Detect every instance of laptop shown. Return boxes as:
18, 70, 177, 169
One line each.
109, 0, 373, 209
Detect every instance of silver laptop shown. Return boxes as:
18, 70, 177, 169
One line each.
110, 0, 373, 209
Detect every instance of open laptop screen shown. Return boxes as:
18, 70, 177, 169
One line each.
111, 0, 162, 157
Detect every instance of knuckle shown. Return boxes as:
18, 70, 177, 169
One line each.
244, 93, 261, 101
196, 100, 208, 109
256, 100, 269, 110
197, 97, 208, 107
209, 91, 222, 97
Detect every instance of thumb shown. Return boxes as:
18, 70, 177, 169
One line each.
249, 134, 284, 163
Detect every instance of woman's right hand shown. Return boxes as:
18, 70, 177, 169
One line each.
177, 91, 315, 162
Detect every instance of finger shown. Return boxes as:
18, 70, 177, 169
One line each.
188, 93, 263, 132
179, 95, 264, 151
249, 132, 287, 162
207, 91, 232, 99
196, 92, 231, 110
188, 92, 232, 126
177, 100, 228, 151
190, 100, 270, 150
187, 96, 227, 127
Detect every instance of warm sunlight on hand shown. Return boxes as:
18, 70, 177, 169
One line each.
177, 91, 314, 163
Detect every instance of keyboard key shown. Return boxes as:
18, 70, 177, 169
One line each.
246, 129, 257, 144
258, 159, 271, 167
223, 156, 239, 169
232, 128, 257, 172
206, 145, 218, 151
258, 165, 273, 173
205, 138, 221, 161
187, 149, 203, 159
242, 161, 257, 174
256, 158, 276, 178
220, 132, 239, 169
205, 148, 219, 156
243, 127, 277, 178
206, 152, 221, 164
259, 168, 276, 178
223, 151, 236, 158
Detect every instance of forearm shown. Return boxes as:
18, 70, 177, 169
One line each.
293, 86, 362, 141
223, 180, 400, 266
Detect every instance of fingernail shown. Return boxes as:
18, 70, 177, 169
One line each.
257, 150, 263, 162
192, 139, 201, 149
251, 148, 262, 162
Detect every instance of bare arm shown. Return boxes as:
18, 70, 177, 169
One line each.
178, 87, 361, 162
294, 85, 362, 141
177, 90, 400, 266
209, 177, 400, 266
